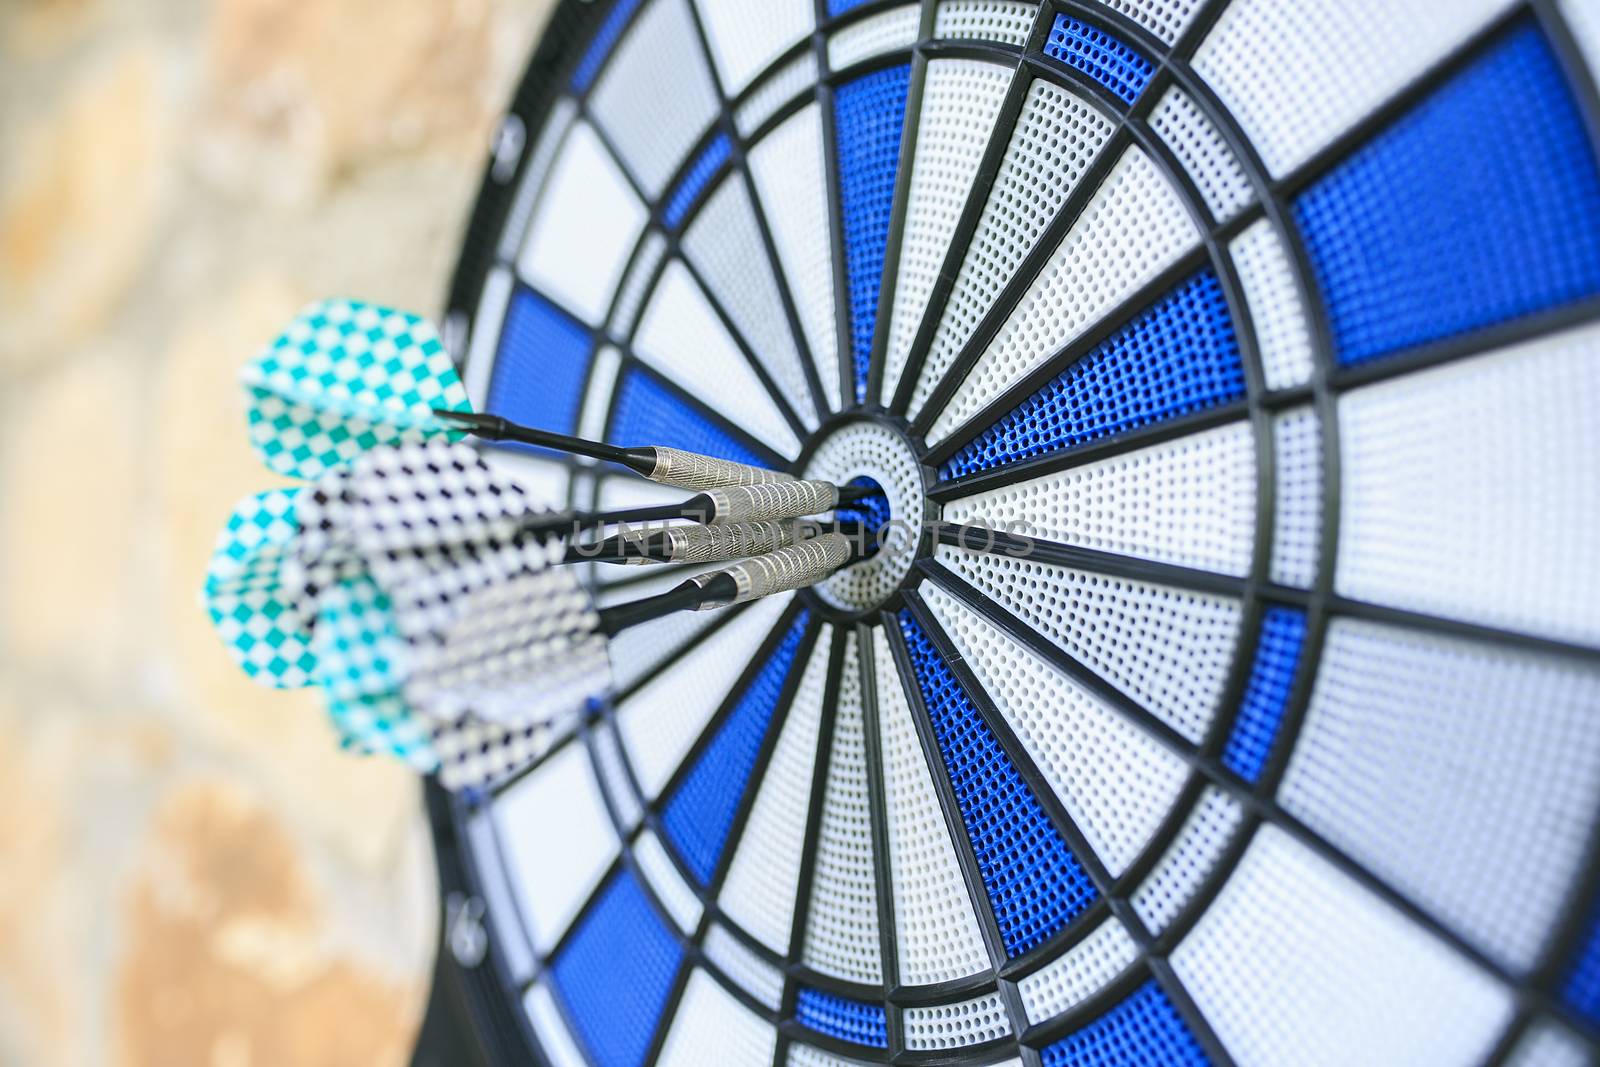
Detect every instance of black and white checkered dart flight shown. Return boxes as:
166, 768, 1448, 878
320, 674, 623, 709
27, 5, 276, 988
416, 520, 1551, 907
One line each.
209, 424, 862, 789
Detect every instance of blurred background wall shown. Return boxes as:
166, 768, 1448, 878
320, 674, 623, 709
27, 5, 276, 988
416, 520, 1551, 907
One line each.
0, 0, 554, 1062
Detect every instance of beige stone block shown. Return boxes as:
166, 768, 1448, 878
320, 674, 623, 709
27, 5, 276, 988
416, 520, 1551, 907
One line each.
193, 0, 505, 204
0, 342, 146, 683
0, 44, 173, 369
0, 707, 79, 1067
113, 780, 426, 1067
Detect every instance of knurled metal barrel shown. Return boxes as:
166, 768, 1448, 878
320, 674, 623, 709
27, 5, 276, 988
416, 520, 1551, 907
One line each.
702, 479, 839, 524
690, 532, 852, 607
622, 520, 806, 565
647, 447, 795, 490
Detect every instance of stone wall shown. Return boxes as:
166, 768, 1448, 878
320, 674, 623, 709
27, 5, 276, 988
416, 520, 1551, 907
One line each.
0, 1, 554, 1063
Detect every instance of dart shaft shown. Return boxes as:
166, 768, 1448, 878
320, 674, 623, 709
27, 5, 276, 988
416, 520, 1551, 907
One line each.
433, 410, 796, 489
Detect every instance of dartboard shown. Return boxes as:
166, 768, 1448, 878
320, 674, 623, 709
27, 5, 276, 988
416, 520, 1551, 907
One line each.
428, 1, 1600, 1064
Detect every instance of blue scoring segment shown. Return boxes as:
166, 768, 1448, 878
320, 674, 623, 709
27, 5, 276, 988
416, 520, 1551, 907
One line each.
608, 366, 771, 467
550, 867, 684, 1067
1040, 980, 1211, 1066
794, 987, 890, 1048
1563, 893, 1600, 1026
1294, 20, 1600, 367
897, 611, 1099, 956
941, 269, 1244, 481
487, 286, 594, 448
661, 613, 810, 883
663, 133, 733, 230
1043, 14, 1156, 105
1220, 606, 1307, 783
834, 64, 912, 404
826, 0, 877, 17
571, 0, 643, 93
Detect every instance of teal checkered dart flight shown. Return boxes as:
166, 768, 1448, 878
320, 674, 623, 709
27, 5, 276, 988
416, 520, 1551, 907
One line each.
203, 488, 321, 689
242, 298, 474, 481
243, 298, 793, 490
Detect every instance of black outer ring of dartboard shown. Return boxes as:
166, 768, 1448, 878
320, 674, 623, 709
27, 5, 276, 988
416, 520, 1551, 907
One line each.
417, 0, 1600, 1063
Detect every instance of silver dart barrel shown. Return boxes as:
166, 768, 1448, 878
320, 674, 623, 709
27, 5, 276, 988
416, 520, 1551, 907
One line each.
620, 520, 806, 565
646, 447, 796, 490
688, 532, 853, 607
701, 479, 841, 524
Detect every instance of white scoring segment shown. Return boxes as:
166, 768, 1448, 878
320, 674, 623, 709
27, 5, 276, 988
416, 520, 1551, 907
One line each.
789, 1043, 880, 1067
1130, 785, 1244, 936
1506, 1022, 1597, 1067
633, 261, 802, 457
940, 419, 1257, 577
1565, 0, 1600, 80
588, 718, 643, 833
525, 981, 590, 1067
495, 740, 618, 954
920, 583, 1190, 877
517, 121, 646, 326
1229, 218, 1314, 392
1336, 323, 1600, 647
1268, 406, 1322, 589
748, 103, 844, 413
609, 230, 668, 339
1192, 0, 1517, 177
873, 628, 993, 987
883, 59, 1014, 408
735, 51, 820, 138
685, 175, 819, 427
902, 991, 1013, 1051
589, 0, 721, 196
1017, 917, 1141, 1024
1147, 85, 1254, 225
576, 344, 621, 443
907, 79, 1115, 413
615, 593, 794, 798
718, 628, 832, 956
1098, 0, 1207, 45
656, 969, 778, 1067
927, 146, 1201, 445
631, 828, 703, 934
463, 265, 514, 409
704, 923, 785, 1010
803, 633, 885, 985
1279, 617, 1600, 973
932, 545, 1240, 743
692, 0, 813, 98
932, 1, 1038, 47
1174, 826, 1513, 1067
827, 4, 922, 71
